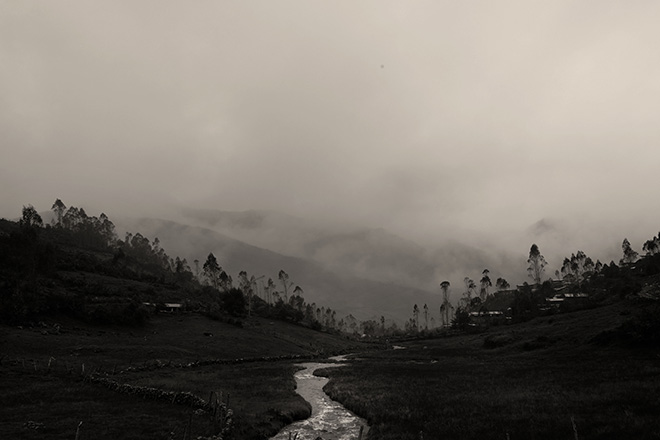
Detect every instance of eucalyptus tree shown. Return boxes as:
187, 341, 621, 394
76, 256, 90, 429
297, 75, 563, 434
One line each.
238, 270, 255, 315
193, 259, 200, 280
278, 270, 293, 302
51, 199, 66, 226
462, 277, 477, 309
62, 206, 80, 230
643, 233, 660, 255
265, 278, 277, 305
439, 280, 452, 327
620, 238, 639, 265
290, 285, 305, 311
463, 277, 475, 300
98, 213, 117, 245
495, 277, 510, 291
219, 270, 232, 292
202, 252, 221, 289
527, 244, 547, 284
412, 304, 420, 332
19, 205, 43, 229
479, 269, 492, 300
238, 270, 251, 294
250, 275, 264, 302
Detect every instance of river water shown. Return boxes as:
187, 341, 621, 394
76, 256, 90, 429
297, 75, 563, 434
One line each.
270, 356, 369, 440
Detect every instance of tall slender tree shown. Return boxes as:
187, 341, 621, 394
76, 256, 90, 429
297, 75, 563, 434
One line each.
495, 277, 510, 291
643, 233, 660, 255
412, 304, 420, 332
193, 259, 200, 280
51, 199, 66, 226
219, 270, 232, 292
527, 244, 547, 284
19, 205, 43, 229
203, 252, 221, 289
440, 281, 451, 327
98, 213, 116, 245
480, 269, 492, 300
278, 270, 292, 302
266, 278, 277, 305
620, 238, 639, 265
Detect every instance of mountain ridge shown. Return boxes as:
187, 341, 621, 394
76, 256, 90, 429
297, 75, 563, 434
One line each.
115, 216, 439, 323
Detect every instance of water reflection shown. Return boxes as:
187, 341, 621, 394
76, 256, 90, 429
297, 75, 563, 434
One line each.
271, 358, 368, 440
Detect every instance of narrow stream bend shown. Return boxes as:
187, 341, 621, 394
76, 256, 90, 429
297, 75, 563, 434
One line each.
271, 356, 369, 440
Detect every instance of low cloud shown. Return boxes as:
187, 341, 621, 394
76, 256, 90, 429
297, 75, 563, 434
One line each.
2, 1, 659, 278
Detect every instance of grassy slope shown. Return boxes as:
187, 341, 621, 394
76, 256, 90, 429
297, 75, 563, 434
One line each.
1, 218, 376, 439
0, 313, 371, 440
2, 313, 363, 369
5, 219, 660, 439
323, 299, 660, 440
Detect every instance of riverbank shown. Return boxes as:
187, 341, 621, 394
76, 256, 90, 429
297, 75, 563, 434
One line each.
271, 357, 369, 440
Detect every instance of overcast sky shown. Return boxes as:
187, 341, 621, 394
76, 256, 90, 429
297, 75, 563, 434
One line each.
2, 1, 660, 262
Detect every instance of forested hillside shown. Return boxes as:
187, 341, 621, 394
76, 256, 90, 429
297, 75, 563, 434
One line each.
0, 201, 350, 333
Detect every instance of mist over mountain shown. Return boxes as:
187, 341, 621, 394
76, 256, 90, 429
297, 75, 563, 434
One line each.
522, 217, 625, 270
177, 208, 645, 290
3, 2, 660, 315
115, 216, 437, 323
37, 201, 641, 303
187, 209, 540, 287
181, 209, 525, 287
110, 209, 549, 325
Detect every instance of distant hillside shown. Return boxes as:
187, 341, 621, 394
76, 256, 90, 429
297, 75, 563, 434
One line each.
177, 208, 517, 290
117, 217, 438, 323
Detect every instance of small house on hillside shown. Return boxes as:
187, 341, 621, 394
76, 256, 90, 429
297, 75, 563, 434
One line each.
545, 293, 589, 309
469, 310, 506, 326
143, 302, 183, 313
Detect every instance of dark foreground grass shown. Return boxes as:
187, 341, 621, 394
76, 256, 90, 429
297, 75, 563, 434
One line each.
0, 370, 212, 440
0, 360, 309, 440
1, 313, 364, 370
0, 313, 368, 439
123, 362, 312, 440
323, 302, 660, 440
6, 300, 657, 439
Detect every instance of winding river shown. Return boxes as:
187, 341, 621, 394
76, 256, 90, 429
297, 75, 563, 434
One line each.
271, 356, 369, 440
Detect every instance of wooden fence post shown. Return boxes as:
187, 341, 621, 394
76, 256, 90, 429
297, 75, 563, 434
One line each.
75, 421, 83, 440
571, 415, 579, 440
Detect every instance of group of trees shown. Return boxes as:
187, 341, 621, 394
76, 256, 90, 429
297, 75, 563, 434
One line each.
527, 235, 656, 288
210, 232, 659, 335
1, 201, 195, 324
49, 199, 118, 249
197, 252, 343, 331
402, 269, 510, 334
3, 200, 353, 331
114, 232, 195, 285
557, 251, 602, 285
642, 233, 660, 256
6, 200, 660, 337
410, 235, 659, 333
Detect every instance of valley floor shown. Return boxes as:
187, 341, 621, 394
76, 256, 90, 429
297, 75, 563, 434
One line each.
322, 300, 660, 440
2, 299, 659, 440
0, 313, 370, 440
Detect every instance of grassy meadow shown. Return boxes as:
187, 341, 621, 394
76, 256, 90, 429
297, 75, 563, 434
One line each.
3, 300, 659, 439
321, 300, 660, 440
0, 312, 370, 439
